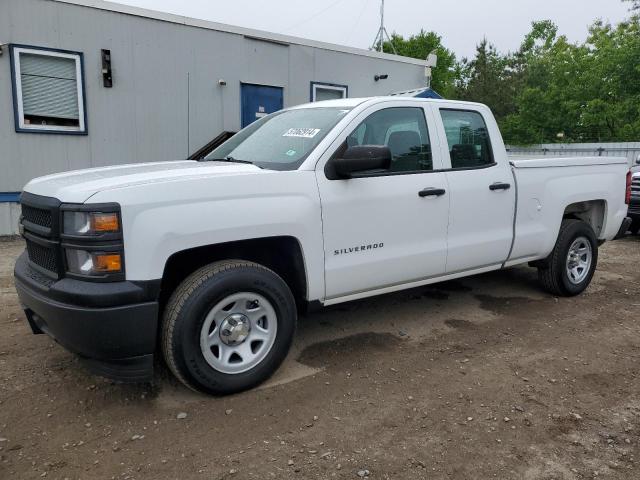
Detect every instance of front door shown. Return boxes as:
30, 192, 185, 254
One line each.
241, 84, 283, 128
316, 104, 450, 300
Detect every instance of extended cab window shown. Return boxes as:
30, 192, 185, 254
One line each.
347, 107, 432, 173
440, 110, 494, 169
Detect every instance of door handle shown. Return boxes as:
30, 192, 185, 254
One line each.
419, 188, 446, 198
489, 182, 511, 191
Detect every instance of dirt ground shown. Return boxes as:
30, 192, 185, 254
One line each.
1, 236, 639, 480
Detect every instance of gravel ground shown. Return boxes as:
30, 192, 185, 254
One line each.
1, 235, 639, 480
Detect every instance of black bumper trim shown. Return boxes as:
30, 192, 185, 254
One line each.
17, 281, 159, 359
80, 355, 154, 383
614, 217, 633, 240
15, 255, 160, 383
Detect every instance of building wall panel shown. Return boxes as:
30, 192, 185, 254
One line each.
0, 0, 427, 196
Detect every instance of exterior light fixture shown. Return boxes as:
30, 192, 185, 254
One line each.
101, 49, 113, 88
374, 74, 389, 81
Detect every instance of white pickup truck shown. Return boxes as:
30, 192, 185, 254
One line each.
14, 97, 632, 395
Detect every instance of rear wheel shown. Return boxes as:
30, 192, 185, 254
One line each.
537, 219, 598, 297
162, 260, 296, 395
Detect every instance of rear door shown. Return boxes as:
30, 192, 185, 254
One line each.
433, 107, 515, 273
316, 102, 450, 300
241, 84, 283, 128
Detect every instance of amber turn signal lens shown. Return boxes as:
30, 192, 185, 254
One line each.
91, 213, 119, 232
93, 253, 122, 272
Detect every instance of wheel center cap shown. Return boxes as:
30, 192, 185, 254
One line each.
569, 251, 581, 265
219, 313, 251, 346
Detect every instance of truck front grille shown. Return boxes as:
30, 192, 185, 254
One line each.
25, 240, 58, 273
21, 204, 53, 229
20, 192, 62, 278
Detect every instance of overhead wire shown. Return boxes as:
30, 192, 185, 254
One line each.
281, 0, 348, 33
347, 0, 373, 44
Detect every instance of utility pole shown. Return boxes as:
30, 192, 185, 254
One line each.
371, 0, 396, 54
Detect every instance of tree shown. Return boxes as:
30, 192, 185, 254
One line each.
499, 16, 640, 144
499, 21, 582, 143
381, 30, 457, 97
624, 0, 639, 10
455, 39, 516, 121
385, 1, 640, 145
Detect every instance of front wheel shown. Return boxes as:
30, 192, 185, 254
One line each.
162, 260, 296, 395
537, 219, 598, 297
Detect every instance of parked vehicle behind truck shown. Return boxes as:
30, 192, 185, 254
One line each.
14, 97, 632, 395
629, 171, 640, 234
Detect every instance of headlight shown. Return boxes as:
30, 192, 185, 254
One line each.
63, 211, 120, 235
61, 204, 124, 280
66, 249, 123, 275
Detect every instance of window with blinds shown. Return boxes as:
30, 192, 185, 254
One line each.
10, 46, 87, 134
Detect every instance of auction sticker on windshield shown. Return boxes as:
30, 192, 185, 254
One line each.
283, 128, 321, 138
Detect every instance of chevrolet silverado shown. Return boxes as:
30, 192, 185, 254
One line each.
14, 97, 633, 394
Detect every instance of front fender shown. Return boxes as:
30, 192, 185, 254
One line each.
88, 171, 325, 301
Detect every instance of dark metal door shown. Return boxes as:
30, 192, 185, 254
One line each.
241, 84, 283, 128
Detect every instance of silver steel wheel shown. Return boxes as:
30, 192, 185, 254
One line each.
199, 292, 278, 374
566, 236, 592, 285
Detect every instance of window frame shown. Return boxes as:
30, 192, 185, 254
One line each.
325, 106, 436, 180
310, 81, 348, 102
9, 44, 88, 135
438, 108, 496, 171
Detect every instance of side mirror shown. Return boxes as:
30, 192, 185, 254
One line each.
333, 145, 392, 178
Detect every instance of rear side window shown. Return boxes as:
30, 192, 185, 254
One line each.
440, 110, 493, 169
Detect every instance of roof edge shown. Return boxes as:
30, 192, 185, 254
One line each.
50, 0, 428, 67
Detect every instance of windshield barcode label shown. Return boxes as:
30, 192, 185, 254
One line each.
283, 128, 321, 138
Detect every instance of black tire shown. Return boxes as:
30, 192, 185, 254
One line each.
537, 219, 598, 297
630, 221, 640, 235
162, 260, 296, 395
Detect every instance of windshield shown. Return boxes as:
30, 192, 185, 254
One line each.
205, 107, 352, 170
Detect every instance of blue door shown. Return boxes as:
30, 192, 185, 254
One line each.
241, 84, 284, 128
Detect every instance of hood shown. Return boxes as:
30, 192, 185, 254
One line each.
23, 161, 264, 203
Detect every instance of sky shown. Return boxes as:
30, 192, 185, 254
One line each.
111, 0, 632, 59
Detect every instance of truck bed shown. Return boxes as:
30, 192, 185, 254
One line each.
506, 155, 629, 267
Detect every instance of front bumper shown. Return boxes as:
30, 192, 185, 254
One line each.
14, 252, 159, 382
629, 199, 640, 222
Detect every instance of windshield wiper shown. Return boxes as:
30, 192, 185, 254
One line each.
209, 156, 258, 166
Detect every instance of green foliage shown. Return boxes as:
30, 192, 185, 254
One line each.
501, 16, 640, 144
381, 30, 457, 97
385, 3, 640, 145
624, 0, 639, 10
455, 39, 516, 120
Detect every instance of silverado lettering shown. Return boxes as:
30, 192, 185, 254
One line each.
334, 243, 384, 255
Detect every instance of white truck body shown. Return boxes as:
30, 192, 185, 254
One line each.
16, 97, 632, 392
23, 97, 629, 305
